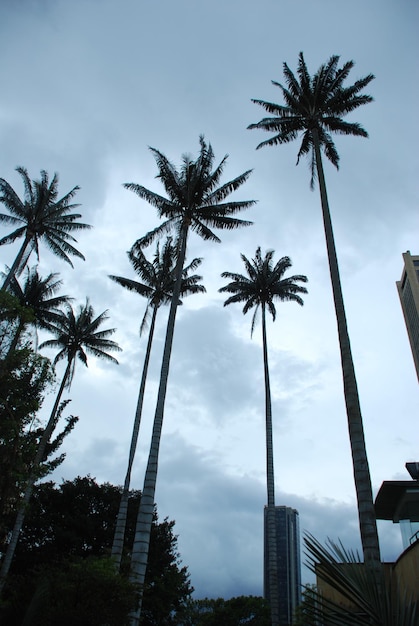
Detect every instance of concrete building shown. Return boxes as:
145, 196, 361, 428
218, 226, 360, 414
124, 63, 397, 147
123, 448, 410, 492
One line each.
263, 505, 301, 625
314, 464, 419, 619
396, 250, 419, 381
375, 462, 419, 550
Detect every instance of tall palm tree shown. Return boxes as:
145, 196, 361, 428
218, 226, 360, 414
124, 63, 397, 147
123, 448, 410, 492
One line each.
220, 248, 307, 626
0, 301, 121, 590
125, 136, 255, 624
248, 53, 381, 570
109, 238, 205, 568
0, 167, 91, 290
4, 267, 71, 357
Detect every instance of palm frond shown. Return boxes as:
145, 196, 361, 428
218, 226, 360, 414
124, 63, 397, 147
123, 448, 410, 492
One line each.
112, 237, 205, 336
0, 168, 90, 287
131, 219, 177, 250
39, 301, 121, 374
220, 247, 308, 334
125, 137, 254, 253
109, 275, 154, 299
206, 169, 253, 204
249, 53, 374, 186
303, 533, 418, 626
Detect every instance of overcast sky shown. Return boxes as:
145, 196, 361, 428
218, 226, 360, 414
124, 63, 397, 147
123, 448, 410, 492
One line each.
1, 0, 418, 599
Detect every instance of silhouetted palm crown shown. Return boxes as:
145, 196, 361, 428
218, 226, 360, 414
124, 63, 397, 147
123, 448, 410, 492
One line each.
220, 248, 308, 333
0, 167, 90, 276
8, 267, 71, 332
40, 301, 121, 385
109, 238, 205, 334
248, 52, 374, 186
126, 137, 255, 249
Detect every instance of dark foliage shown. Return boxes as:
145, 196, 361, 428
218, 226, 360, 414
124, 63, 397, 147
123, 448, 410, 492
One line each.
8, 556, 137, 626
0, 477, 193, 625
182, 596, 271, 625
0, 346, 54, 549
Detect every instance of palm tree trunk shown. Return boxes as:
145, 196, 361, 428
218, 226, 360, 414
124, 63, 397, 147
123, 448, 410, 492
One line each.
111, 305, 158, 569
0, 358, 72, 591
4, 319, 26, 359
129, 223, 188, 626
312, 129, 381, 569
262, 304, 280, 626
1, 234, 32, 292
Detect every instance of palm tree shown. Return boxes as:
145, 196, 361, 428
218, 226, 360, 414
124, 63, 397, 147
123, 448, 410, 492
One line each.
3, 267, 71, 357
0, 167, 91, 290
220, 248, 307, 626
301, 534, 418, 625
125, 136, 255, 624
0, 301, 121, 590
248, 53, 380, 570
109, 237, 205, 568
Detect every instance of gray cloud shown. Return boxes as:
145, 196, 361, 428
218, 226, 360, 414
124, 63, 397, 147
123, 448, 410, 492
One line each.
2, 0, 418, 601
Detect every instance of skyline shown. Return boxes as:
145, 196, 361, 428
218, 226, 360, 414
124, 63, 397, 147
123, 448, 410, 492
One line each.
1, 0, 418, 599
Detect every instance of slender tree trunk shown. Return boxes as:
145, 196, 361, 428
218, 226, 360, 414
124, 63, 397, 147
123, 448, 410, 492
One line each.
129, 223, 188, 626
4, 319, 26, 359
1, 235, 32, 292
0, 319, 25, 369
262, 305, 280, 626
111, 306, 158, 569
312, 129, 381, 569
0, 358, 72, 591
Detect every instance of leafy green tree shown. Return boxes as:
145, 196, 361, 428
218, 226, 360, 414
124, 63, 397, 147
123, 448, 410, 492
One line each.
248, 53, 380, 570
124, 136, 255, 624
0, 167, 90, 290
109, 238, 205, 568
220, 248, 307, 626
0, 302, 121, 588
0, 280, 78, 573
0, 287, 76, 552
1, 477, 193, 626
0, 290, 34, 358
182, 596, 270, 625
0, 347, 53, 550
5, 556, 138, 626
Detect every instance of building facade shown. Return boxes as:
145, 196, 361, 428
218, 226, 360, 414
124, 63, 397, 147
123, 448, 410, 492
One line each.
263, 505, 301, 625
375, 462, 419, 550
396, 250, 419, 381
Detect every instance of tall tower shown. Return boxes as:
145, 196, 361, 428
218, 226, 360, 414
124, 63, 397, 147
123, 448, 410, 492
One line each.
396, 251, 419, 381
264, 506, 301, 626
